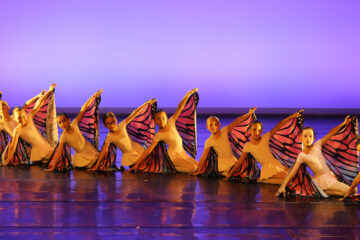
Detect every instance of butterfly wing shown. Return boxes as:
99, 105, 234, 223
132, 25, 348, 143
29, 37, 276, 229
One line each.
126, 101, 157, 148
47, 143, 72, 172
228, 113, 256, 159
78, 95, 101, 149
269, 113, 304, 168
281, 164, 328, 198
322, 116, 359, 185
228, 153, 260, 182
175, 92, 199, 158
135, 141, 177, 174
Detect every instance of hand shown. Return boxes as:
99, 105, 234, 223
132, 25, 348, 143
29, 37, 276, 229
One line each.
343, 190, 351, 198
249, 107, 257, 115
95, 89, 103, 97
275, 187, 286, 197
187, 88, 199, 96
291, 109, 304, 118
344, 115, 351, 125
49, 84, 56, 91
40, 89, 46, 95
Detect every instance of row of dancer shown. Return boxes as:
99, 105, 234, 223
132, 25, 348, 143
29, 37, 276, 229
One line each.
0, 84, 359, 200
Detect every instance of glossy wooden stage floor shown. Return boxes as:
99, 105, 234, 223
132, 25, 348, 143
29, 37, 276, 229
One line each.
0, 115, 359, 239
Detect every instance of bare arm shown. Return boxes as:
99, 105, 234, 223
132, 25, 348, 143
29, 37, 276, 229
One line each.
23, 89, 46, 109
344, 172, 360, 197
43, 142, 65, 172
29, 84, 56, 117
225, 152, 248, 180
88, 141, 110, 171
192, 147, 210, 175
320, 116, 350, 146
124, 99, 156, 125
171, 88, 198, 121
269, 110, 303, 137
74, 89, 103, 123
275, 160, 302, 196
2, 132, 19, 166
227, 107, 256, 131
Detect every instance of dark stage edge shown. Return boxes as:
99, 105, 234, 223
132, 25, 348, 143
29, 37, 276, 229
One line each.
0, 166, 359, 240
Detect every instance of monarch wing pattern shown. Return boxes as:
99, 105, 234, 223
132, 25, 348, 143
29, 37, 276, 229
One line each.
3, 138, 30, 165
78, 95, 101, 149
269, 113, 304, 169
197, 147, 220, 177
135, 141, 177, 174
0, 131, 9, 157
175, 92, 199, 158
24, 90, 58, 146
127, 101, 157, 148
322, 116, 359, 185
47, 143, 72, 172
228, 113, 255, 159
228, 153, 260, 182
97, 143, 118, 171
284, 164, 328, 198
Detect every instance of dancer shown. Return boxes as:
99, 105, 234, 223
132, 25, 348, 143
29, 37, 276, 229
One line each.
226, 110, 304, 184
2, 84, 58, 166
88, 99, 157, 171
192, 108, 256, 177
131, 89, 199, 174
44, 90, 102, 172
0, 92, 17, 157
276, 116, 359, 197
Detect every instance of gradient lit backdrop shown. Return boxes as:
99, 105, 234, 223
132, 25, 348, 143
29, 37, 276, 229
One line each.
1, 0, 359, 108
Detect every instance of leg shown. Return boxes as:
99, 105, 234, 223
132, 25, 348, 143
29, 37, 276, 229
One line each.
324, 181, 350, 197
173, 156, 198, 173
258, 171, 287, 185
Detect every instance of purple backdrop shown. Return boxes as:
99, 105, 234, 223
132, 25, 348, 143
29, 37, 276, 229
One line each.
1, 0, 359, 108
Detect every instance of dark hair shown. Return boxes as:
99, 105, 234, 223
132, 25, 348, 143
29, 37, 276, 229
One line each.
155, 110, 167, 117
356, 138, 360, 148
250, 120, 263, 130
13, 106, 23, 113
103, 112, 116, 124
302, 126, 316, 138
57, 112, 70, 119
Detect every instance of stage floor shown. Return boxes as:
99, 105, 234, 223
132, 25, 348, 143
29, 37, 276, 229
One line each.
0, 115, 359, 239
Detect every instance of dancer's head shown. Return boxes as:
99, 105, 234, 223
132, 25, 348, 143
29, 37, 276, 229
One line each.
155, 110, 168, 128
356, 138, 360, 152
13, 107, 26, 125
206, 116, 221, 134
57, 113, 71, 131
301, 127, 316, 147
0, 101, 10, 114
250, 120, 263, 140
103, 112, 117, 132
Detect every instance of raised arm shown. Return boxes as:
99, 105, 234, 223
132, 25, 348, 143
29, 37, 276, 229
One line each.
171, 88, 198, 121
124, 99, 156, 125
269, 110, 303, 137
227, 107, 256, 131
29, 84, 56, 117
275, 159, 302, 196
88, 141, 110, 171
225, 151, 248, 180
74, 89, 103, 123
23, 89, 46, 109
2, 131, 19, 166
192, 147, 210, 175
320, 116, 351, 146
43, 142, 65, 172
